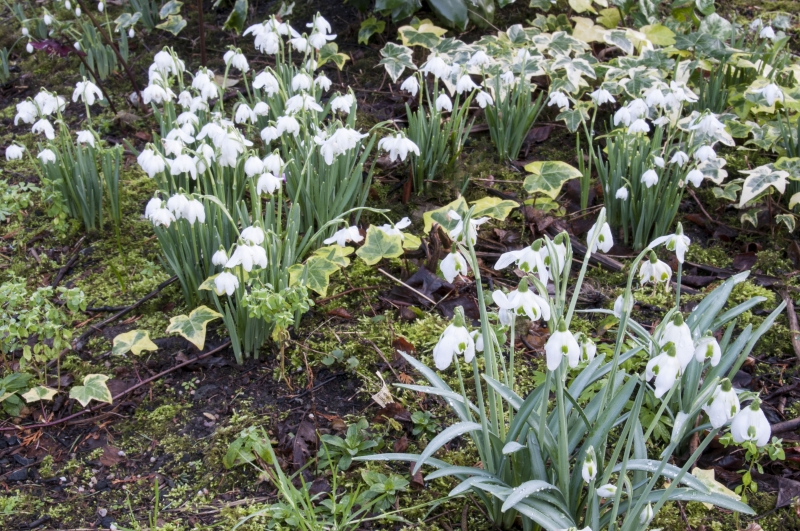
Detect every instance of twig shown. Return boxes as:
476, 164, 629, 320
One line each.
770, 415, 800, 433
0, 339, 232, 433
51, 236, 85, 289
779, 290, 800, 363
313, 285, 388, 305
278, 374, 342, 400
364, 339, 400, 379
377, 268, 436, 305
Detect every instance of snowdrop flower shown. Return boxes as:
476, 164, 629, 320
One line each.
309, 31, 336, 50
702, 379, 739, 429
144, 197, 163, 220
597, 484, 617, 498
376, 217, 412, 239
468, 50, 489, 66
226, 243, 267, 272
244, 157, 264, 177
645, 88, 665, 108
5, 144, 24, 160
436, 94, 453, 112
253, 71, 280, 96
142, 84, 174, 105
400, 76, 419, 96
253, 102, 269, 116
616, 187, 629, 200
14, 101, 37, 125
590, 88, 615, 105
307, 15, 333, 34
694, 333, 721, 366
212, 248, 228, 266
167, 194, 189, 216
575, 332, 596, 363
192, 69, 219, 100
456, 74, 478, 94
241, 225, 265, 245
653, 156, 665, 168
641, 169, 659, 188
34, 91, 65, 116
285, 94, 323, 114
670, 151, 689, 167
754, 83, 784, 106
545, 320, 580, 371
378, 134, 419, 162
276, 115, 301, 136
73, 79, 103, 105
331, 94, 355, 114
324, 226, 363, 247
475, 91, 493, 108
750, 18, 763, 31
494, 279, 550, 323
291, 73, 312, 91
421, 54, 450, 79
32, 119, 55, 140
760, 26, 776, 40
75, 7, 81, 16
613, 106, 632, 127
731, 399, 771, 446
494, 245, 545, 276
432, 310, 475, 370
627, 99, 648, 119
645, 343, 682, 398
628, 119, 650, 134
234, 104, 257, 124
261, 126, 279, 143
98, 2, 104, 13
548, 91, 569, 110
183, 199, 205, 225
43, 13, 52, 25
263, 153, 284, 175
170, 153, 198, 180
613, 295, 625, 318
26, 42, 33, 54
37, 148, 56, 164
440, 249, 470, 282
76, 130, 96, 147
214, 271, 239, 296
256, 172, 282, 195
138, 149, 166, 177
639, 251, 671, 286
586, 216, 613, 253
686, 169, 704, 187
448, 210, 488, 246
654, 116, 670, 127
694, 145, 716, 162
658, 314, 694, 369
498, 71, 514, 85
690, 114, 725, 137
223, 49, 249, 72
153, 50, 184, 76
129, 28, 135, 38
649, 225, 690, 263
21, 27, 28, 36
582, 446, 597, 483
289, 37, 309, 53
151, 208, 176, 227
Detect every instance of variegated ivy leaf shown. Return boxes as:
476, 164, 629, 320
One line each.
745, 121, 780, 151
70, 374, 112, 407
738, 164, 789, 207
568, 0, 596, 14
775, 157, 800, 180
471, 196, 520, 220
159, 0, 183, 18
22, 386, 58, 403
403, 233, 422, 251
698, 158, 728, 185
789, 192, 800, 209
114, 12, 142, 31
379, 42, 416, 83
398, 19, 448, 49
597, 7, 621, 29
557, 105, 591, 133
740, 209, 760, 228
356, 226, 404, 266
713, 180, 742, 202
358, 16, 386, 45
640, 24, 676, 46
156, 15, 187, 35
619, 68, 657, 97
699, 14, 732, 41
423, 197, 468, 234
694, 0, 715, 15
166, 306, 223, 350
572, 17, 607, 43
776, 214, 796, 232
523, 161, 583, 198
432, 37, 470, 56
691, 469, 740, 508
112, 330, 159, 356
318, 43, 349, 70
313, 245, 354, 268
288, 256, 340, 296
199, 274, 224, 296
604, 30, 633, 55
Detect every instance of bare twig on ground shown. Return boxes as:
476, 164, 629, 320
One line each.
51, 236, 85, 289
779, 290, 800, 362
377, 268, 436, 305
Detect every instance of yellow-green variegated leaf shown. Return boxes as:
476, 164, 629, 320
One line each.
69, 374, 112, 407
571, 17, 606, 43
471, 196, 519, 221
403, 233, 422, 251
312, 245, 354, 267
318, 43, 349, 70
523, 161, 583, 198
422, 197, 468, 234
356, 226, 404, 266
790, 192, 800, 209
777, 214, 796, 232
199, 274, 225, 296
112, 330, 158, 357
640, 24, 676, 46
738, 165, 789, 207
568, 0, 596, 14
22, 386, 58, 403
597, 7, 621, 28
288, 256, 340, 297
166, 306, 223, 350
398, 20, 447, 49
691, 468, 741, 509
775, 157, 800, 180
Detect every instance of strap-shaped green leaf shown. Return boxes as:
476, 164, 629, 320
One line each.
412, 421, 482, 474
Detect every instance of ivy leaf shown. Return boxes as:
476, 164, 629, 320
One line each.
424, 1, 467, 31
198, 274, 224, 296
69, 374, 112, 407
694, 0, 715, 15
376, 0, 421, 21
356, 226, 404, 265
557, 107, 590, 133
222, 0, 248, 34
398, 19, 448, 48
640, 24, 676, 46
318, 42, 349, 70
166, 306, 223, 350
156, 15, 187, 35
739, 165, 789, 207
775, 157, 800, 180
572, 17, 607, 43
604, 29, 633, 55
114, 12, 141, 31
403, 233, 422, 250
699, 13, 732, 41
712, 180, 742, 202
112, 330, 159, 357
359, 16, 386, 45
159, 0, 183, 18
597, 7, 621, 28
288, 256, 341, 296
698, 157, 728, 185
523, 161, 583, 198
313, 245, 354, 267
422, 197, 468, 234
568, 0, 596, 14
471, 196, 519, 220
789, 192, 800, 209
379, 42, 416, 83
776, 214, 796, 232
22, 386, 58, 403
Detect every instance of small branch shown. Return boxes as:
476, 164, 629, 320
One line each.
770, 415, 800, 433
377, 268, 436, 305
51, 236, 85, 289
313, 285, 388, 305
779, 290, 800, 363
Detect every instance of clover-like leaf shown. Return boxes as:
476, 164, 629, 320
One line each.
112, 330, 159, 357
471, 196, 519, 221
356, 226, 404, 266
22, 386, 58, 403
739, 164, 789, 207
69, 374, 112, 407
288, 256, 341, 297
524, 161, 583, 198
166, 306, 223, 350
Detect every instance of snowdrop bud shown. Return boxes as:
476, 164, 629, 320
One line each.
432, 307, 475, 370
75, 7, 81, 16
653, 156, 665, 168
435, 94, 453, 112
640, 503, 654, 524
129, 28, 135, 38
731, 398, 771, 447
613, 295, 624, 318
214, 271, 239, 296
22, 27, 29, 36
26, 42, 34, 53
211, 248, 228, 266
639, 251, 672, 285
686, 169, 704, 188
597, 484, 617, 498
98, 2, 104, 12
694, 333, 721, 365
586, 215, 614, 253
545, 320, 580, 371
582, 446, 597, 483
241, 225, 265, 245
43, 14, 52, 25
703, 379, 739, 429
5, 144, 25, 160
74, 41, 81, 51
641, 169, 659, 188
615, 187, 629, 200
645, 343, 682, 398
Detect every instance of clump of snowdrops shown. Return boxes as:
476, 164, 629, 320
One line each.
360, 207, 784, 530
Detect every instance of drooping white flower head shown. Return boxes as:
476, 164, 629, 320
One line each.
645, 88, 665, 108
670, 150, 689, 167
574, 332, 597, 363
686, 169, 704, 188
590, 88, 615, 105
468, 50, 490, 66
138, 148, 167, 178
211, 248, 228, 267
256, 173, 282, 195
545, 320, 581, 371
421, 54, 450, 79
166, 193, 189, 217
730, 398, 771, 447
400, 76, 419, 96
244, 156, 265, 178
76, 130, 96, 147
641, 169, 659, 188
645, 343, 682, 398
448, 210, 489, 246
330, 94, 355, 114
432, 308, 475, 370
658, 313, 694, 370
440, 249, 470, 283
628, 119, 650, 135
37, 148, 56, 164
73, 79, 103, 105
649, 224, 690, 263
223, 49, 249, 72
215, 270, 239, 296
475, 91, 493, 108
456, 74, 479, 94
586, 214, 613, 253
276, 115, 301, 137
694, 145, 716, 162
616, 187, 629, 200
241, 225, 265, 245
5, 144, 25, 160
150, 208, 176, 227
234, 103, 257, 124
614, 106, 632, 127
291, 72, 312, 92
596, 484, 617, 498
436, 93, 453, 112
378, 134, 420, 162
693, 333, 721, 366
14, 101, 37, 125
263, 153, 285, 175
261, 126, 279, 143
32, 119, 55, 140
639, 251, 672, 286
253, 71, 280, 96
170, 153, 198, 180
754, 83, 784, 106
225, 243, 268, 272
760, 25, 776, 40
183, 199, 205, 225
702, 379, 739, 429
548, 91, 570, 111
323, 226, 363, 247
613, 295, 625, 318
582, 446, 597, 483
493, 279, 551, 323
